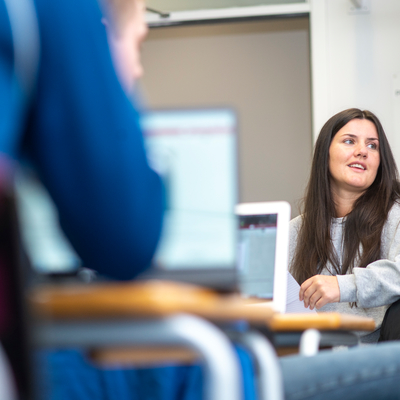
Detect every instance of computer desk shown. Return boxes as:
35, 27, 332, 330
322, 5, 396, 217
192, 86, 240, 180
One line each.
29, 281, 376, 400
30, 280, 278, 400
30, 280, 280, 363
30, 280, 375, 357
260, 306, 375, 356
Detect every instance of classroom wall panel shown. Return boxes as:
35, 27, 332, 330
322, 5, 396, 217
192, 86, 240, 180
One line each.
140, 17, 312, 217
310, 0, 400, 166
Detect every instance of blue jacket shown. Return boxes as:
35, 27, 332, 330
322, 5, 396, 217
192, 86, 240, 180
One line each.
0, 0, 163, 280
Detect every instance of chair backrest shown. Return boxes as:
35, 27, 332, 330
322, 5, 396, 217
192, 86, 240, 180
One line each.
0, 169, 36, 397
0, 342, 17, 400
0, 177, 32, 400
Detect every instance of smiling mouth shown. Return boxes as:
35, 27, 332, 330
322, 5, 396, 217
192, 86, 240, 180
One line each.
348, 163, 366, 170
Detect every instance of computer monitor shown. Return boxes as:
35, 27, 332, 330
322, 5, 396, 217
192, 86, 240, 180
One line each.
15, 168, 81, 275
141, 108, 238, 281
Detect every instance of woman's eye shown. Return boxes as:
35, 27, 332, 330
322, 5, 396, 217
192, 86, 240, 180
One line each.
344, 139, 353, 144
367, 143, 378, 150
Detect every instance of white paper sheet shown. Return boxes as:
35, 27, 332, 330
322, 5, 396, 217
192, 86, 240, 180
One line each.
286, 271, 317, 314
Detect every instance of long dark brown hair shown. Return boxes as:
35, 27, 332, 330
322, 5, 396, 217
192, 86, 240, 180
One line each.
291, 108, 400, 284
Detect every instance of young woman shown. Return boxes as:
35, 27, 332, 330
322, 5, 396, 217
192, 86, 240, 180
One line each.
289, 108, 400, 342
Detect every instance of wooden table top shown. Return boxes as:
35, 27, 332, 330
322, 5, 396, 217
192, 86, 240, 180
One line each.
29, 280, 274, 324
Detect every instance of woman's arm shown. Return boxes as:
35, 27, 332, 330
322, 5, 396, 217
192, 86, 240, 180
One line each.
338, 203, 400, 308
302, 203, 400, 309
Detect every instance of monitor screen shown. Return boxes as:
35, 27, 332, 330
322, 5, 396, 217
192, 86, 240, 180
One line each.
15, 169, 81, 275
141, 108, 238, 270
238, 213, 277, 298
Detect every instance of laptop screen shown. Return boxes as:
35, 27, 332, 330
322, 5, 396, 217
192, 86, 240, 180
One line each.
15, 168, 81, 275
141, 108, 238, 271
235, 201, 290, 312
238, 213, 277, 298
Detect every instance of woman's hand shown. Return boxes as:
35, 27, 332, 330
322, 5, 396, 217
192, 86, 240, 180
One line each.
299, 275, 340, 310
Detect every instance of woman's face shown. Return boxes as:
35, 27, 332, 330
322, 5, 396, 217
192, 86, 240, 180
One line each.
328, 118, 380, 196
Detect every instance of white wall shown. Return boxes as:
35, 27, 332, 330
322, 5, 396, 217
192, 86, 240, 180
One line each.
310, 0, 400, 166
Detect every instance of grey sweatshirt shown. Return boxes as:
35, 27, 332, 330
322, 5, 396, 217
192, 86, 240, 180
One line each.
289, 201, 400, 343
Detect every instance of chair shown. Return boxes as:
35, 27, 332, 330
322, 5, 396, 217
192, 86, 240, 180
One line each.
0, 174, 34, 400
0, 344, 17, 400
378, 298, 400, 342
1, 0, 40, 392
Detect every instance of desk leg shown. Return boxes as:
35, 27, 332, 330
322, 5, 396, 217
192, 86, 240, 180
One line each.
34, 314, 242, 400
299, 329, 360, 356
299, 329, 321, 356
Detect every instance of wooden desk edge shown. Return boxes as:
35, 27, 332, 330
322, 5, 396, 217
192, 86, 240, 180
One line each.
269, 312, 375, 331
29, 281, 274, 323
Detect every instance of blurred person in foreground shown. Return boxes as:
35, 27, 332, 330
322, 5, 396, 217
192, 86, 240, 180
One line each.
1, 0, 163, 397
1, 0, 163, 281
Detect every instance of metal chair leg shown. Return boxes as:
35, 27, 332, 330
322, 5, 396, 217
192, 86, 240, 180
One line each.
238, 331, 284, 400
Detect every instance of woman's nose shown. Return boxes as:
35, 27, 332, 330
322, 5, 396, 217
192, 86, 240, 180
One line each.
355, 145, 367, 158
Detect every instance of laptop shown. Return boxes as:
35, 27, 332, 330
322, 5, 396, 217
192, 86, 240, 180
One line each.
138, 107, 239, 291
236, 201, 291, 313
